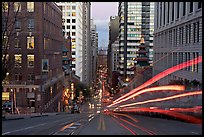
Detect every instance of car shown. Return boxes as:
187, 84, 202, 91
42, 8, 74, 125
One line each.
71, 103, 80, 114
2, 101, 12, 113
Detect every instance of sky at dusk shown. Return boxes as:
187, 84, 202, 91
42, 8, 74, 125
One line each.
91, 2, 118, 49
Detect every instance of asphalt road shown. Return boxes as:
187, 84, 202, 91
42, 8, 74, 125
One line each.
2, 104, 202, 135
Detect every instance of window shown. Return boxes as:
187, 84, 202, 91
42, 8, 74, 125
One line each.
181, 27, 184, 44
72, 12, 76, 16
15, 54, 22, 68
72, 19, 76, 23
44, 38, 49, 49
188, 24, 191, 43
2, 2, 8, 12
67, 12, 71, 16
198, 2, 201, 9
72, 38, 76, 42
15, 73, 22, 81
28, 73, 35, 81
67, 26, 70, 29
177, 2, 179, 19
44, 2, 46, 14
14, 2, 21, 12
63, 60, 68, 65
62, 18, 65, 24
27, 2, 34, 12
62, 25, 65, 29
163, 2, 165, 24
72, 26, 75, 29
160, 2, 162, 26
62, 52, 67, 56
27, 36, 34, 49
183, 2, 186, 16
14, 38, 21, 49
27, 55, 34, 67
172, 2, 174, 21
193, 23, 196, 43
28, 19, 34, 29
67, 19, 70, 23
185, 25, 188, 44
67, 6, 70, 10
197, 22, 199, 42
190, 2, 193, 13
72, 32, 76, 36
15, 21, 21, 29
72, 6, 76, 10
167, 2, 170, 23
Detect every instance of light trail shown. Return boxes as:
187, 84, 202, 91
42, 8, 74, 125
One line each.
118, 107, 202, 124
119, 91, 202, 108
111, 56, 202, 106
112, 113, 156, 135
107, 85, 185, 108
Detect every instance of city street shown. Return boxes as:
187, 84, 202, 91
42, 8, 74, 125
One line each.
2, 2, 202, 136
2, 101, 202, 135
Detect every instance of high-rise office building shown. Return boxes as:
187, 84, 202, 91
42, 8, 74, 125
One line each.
118, 2, 154, 81
107, 16, 119, 85
153, 2, 202, 85
90, 19, 98, 85
56, 2, 84, 81
82, 2, 91, 86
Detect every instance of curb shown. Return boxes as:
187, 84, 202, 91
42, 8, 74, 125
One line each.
2, 112, 66, 121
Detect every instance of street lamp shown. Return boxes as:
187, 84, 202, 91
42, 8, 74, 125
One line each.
125, 77, 129, 82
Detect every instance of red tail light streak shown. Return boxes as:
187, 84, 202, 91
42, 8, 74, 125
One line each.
111, 56, 202, 107
119, 91, 202, 108
107, 85, 185, 108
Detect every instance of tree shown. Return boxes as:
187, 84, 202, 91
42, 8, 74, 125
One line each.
2, 2, 27, 82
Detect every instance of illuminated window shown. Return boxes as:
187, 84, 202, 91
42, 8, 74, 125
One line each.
2, 2, 8, 12
27, 36, 34, 49
72, 12, 76, 16
44, 38, 49, 49
27, 2, 34, 12
14, 2, 21, 12
27, 55, 34, 67
3, 36, 9, 49
72, 38, 76, 42
67, 6, 70, 10
72, 45, 76, 49
15, 54, 22, 68
2, 54, 9, 62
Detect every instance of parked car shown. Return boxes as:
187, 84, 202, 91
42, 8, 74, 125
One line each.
71, 103, 80, 114
2, 101, 12, 113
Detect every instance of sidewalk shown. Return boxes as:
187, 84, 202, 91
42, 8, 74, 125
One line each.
2, 112, 68, 121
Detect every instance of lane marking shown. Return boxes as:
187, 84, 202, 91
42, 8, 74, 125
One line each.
191, 132, 199, 135
2, 123, 47, 135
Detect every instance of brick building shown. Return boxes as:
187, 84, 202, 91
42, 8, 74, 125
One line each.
2, 2, 64, 113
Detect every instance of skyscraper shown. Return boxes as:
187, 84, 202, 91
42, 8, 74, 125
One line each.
56, 2, 84, 81
118, 2, 154, 81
